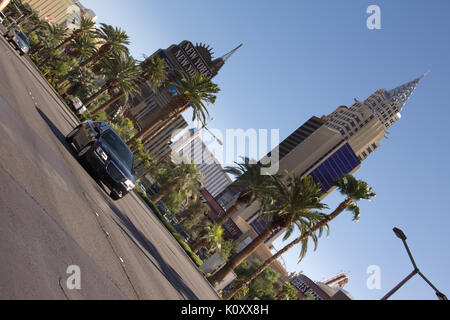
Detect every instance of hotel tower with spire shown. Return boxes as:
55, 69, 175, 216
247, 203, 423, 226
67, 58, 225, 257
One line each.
218, 75, 425, 258
127, 41, 242, 159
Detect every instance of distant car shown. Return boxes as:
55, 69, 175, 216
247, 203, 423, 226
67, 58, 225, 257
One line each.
0, 12, 6, 24
66, 120, 136, 200
68, 97, 87, 114
4, 28, 30, 56
137, 183, 146, 194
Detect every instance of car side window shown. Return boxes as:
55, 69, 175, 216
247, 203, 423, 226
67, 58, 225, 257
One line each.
93, 122, 110, 134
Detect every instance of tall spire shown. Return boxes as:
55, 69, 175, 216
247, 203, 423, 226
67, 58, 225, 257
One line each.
209, 44, 243, 77
220, 43, 243, 63
384, 73, 427, 109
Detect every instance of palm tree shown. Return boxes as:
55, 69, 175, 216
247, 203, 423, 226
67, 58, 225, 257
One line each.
215, 158, 276, 226
177, 199, 210, 226
79, 23, 130, 69
57, 23, 130, 89
222, 174, 376, 300
127, 70, 220, 147
190, 223, 224, 254
22, 11, 41, 33
207, 173, 327, 286
151, 160, 204, 204
65, 67, 97, 99
30, 23, 65, 55
55, 16, 95, 51
139, 55, 168, 91
82, 54, 140, 109
67, 34, 97, 61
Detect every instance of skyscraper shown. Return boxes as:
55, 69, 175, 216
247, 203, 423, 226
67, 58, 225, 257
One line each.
129, 41, 242, 133
226, 75, 424, 255
173, 128, 232, 197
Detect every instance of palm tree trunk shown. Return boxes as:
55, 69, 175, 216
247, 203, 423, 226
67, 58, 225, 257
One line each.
135, 164, 156, 183
207, 225, 278, 286
79, 52, 101, 69
30, 43, 44, 55
190, 237, 209, 253
139, 117, 173, 145
222, 198, 352, 300
80, 44, 110, 69
91, 93, 124, 116
55, 33, 77, 51
151, 178, 180, 203
126, 94, 190, 147
128, 118, 172, 152
130, 103, 189, 151
215, 194, 251, 226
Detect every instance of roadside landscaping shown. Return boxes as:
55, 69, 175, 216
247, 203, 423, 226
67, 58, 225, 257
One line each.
134, 188, 204, 267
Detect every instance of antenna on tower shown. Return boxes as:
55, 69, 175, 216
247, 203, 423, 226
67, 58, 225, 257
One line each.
220, 43, 243, 63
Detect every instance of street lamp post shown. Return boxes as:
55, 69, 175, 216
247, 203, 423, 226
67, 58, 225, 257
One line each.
381, 227, 447, 300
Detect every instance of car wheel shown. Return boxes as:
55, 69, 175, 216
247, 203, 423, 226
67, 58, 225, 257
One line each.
65, 125, 81, 143
77, 143, 92, 160
110, 190, 123, 201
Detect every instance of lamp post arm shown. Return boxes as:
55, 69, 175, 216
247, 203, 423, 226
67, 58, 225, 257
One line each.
401, 239, 418, 270
381, 269, 418, 300
417, 271, 447, 300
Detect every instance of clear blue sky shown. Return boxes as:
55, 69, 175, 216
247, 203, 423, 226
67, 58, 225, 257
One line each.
83, 0, 450, 300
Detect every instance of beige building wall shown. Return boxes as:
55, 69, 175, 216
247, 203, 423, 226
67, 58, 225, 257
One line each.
228, 125, 363, 268
233, 217, 288, 277
233, 126, 345, 224
0, 0, 11, 12
23, 0, 75, 25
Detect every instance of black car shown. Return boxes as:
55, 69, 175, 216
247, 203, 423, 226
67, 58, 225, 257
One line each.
66, 120, 136, 200
4, 28, 30, 55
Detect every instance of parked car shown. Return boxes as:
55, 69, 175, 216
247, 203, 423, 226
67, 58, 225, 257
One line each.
0, 12, 6, 24
68, 97, 87, 114
66, 120, 136, 200
4, 28, 30, 56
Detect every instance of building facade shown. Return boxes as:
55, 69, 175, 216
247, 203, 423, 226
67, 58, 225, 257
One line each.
128, 41, 241, 152
143, 115, 188, 161
174, 128, 232, 197
0, 0, 11, 12
289, 272, 354, 300
22, 0, 96, 27
223, 75, 424, 263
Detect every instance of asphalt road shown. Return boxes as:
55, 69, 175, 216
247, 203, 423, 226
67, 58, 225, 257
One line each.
0, 27, 219, 300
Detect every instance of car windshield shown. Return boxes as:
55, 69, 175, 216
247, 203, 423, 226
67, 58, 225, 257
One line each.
101, 130, 134, 170
18, 32, 29, 46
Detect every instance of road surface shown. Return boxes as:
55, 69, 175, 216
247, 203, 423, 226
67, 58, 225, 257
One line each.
0, 27, 218, 300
